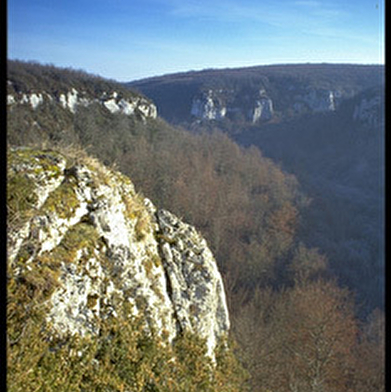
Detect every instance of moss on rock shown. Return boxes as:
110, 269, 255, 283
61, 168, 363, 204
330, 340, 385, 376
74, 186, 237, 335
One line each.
7, 146, 246, 391
41, 177, 80, 219
51, 222, 102, 265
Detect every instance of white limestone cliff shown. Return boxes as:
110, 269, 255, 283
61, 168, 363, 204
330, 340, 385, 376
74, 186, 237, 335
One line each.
7, 147, 229, 360
191, 90, 227, 120
249, 96, 274, 123
191, 89, 274, 123
7, 88, 157, 120
302, 89, 336, 112
189, 86, 346, 123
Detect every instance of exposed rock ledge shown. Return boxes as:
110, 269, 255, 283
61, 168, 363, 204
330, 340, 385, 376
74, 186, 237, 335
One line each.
7, 88, 157, 120
7, 147, 229, 359
190, 89, 274, 123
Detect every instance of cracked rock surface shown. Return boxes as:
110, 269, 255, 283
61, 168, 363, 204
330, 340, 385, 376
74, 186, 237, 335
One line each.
7, 147, 229, 359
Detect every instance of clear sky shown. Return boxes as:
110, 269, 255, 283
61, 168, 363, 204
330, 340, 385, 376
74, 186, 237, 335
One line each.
8, 0, 385, 82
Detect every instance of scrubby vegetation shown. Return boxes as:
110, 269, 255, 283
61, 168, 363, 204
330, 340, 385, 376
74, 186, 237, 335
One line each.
8, 277, 247, 392
7, 146, 248, 391
7, 61, 384, 391
8, 60, 140, 99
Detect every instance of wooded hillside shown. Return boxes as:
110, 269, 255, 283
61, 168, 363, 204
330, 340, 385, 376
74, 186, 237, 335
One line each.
7, 60, 384, 392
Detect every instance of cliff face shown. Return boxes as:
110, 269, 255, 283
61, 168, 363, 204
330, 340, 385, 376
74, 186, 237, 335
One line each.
190, 89, 274, 123
7, 86, 157, 120
7, 147, 229, 360
292, 88, 340, 113
129, 64, 383, 126
7, 61, 158, 121
188, 86, 344, 123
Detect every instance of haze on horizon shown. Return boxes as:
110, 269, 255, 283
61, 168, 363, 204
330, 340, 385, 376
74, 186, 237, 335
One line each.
8, 0, 384, 82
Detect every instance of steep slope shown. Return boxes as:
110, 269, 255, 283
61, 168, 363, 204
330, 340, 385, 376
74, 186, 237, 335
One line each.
7, 60, 157, 119
128, 63, 383, 126
7, 60, 157, 149
7, 60, 384, 391
7, 147, 245, 391
234, 86, 385, 313
129, 64, 385, 315
7, 60, 305, 296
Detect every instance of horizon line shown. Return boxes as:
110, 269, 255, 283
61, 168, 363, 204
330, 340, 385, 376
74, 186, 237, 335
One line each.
8, 57, 385, 84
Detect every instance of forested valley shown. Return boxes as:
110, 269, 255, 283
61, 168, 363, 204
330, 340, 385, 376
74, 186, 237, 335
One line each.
130, 63, 385, 317
7, 60, 384, 391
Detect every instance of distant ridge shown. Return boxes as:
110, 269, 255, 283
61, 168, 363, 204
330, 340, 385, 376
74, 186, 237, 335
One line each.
128, 63, 384, 125
128, 63, 384, 86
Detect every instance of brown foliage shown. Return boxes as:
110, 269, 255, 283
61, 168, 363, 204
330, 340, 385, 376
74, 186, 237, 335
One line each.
231, 280, 382, 392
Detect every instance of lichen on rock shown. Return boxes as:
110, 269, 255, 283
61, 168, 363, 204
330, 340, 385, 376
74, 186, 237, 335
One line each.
7, 146, 230, 361
156, 209, 230, 358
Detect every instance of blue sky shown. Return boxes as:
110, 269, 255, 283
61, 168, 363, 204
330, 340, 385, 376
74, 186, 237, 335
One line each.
8, 0, 384, 82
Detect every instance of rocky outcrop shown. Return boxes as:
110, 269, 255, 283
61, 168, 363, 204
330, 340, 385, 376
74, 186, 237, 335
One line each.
156, 209, 229, 356
7, 87, 157, 120
249, 96, 274, 123
293, 88, 340, 113
189, 86, 344, 124
7, 147, 229, 360
190, 90, 227, 120
130, 64, 383, 126
191, 88, 273, 123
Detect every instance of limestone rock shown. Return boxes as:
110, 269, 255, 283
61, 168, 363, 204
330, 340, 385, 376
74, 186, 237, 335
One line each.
191, 88, 274, 123
7, 88, 157, 120
249, 96, 274, 123
156, 209, 230, 357
7, 147, 229, 360
191, 90, 227, 120
294, 88, 341, 113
